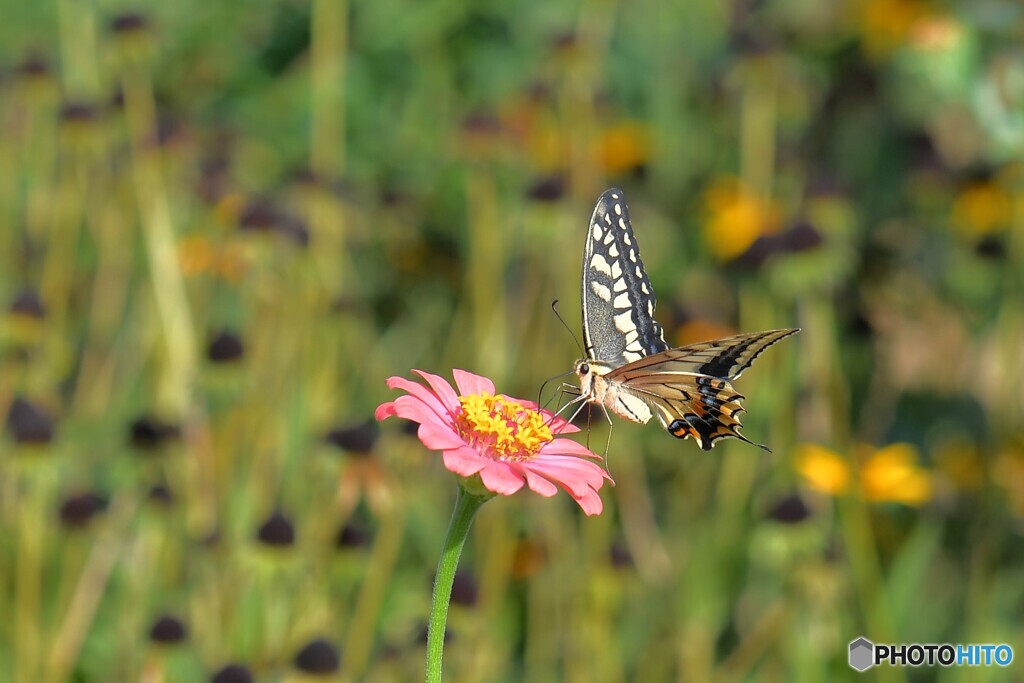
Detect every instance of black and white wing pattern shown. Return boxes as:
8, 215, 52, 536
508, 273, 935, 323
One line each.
575, 188, 799, 451
581, 189, 670, 367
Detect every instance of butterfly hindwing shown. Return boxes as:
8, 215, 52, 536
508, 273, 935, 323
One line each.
624, 374, 752, 450
607, 329, 799, 450
581, 188, 669, 368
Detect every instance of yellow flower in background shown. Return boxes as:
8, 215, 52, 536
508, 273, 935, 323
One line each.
796, 442, 934, 506
504, 91, 649, 176
594, 121, 650, 175
702, 177, 780, 261
859, 443, 933, 505
857, 0, 928, 60
796, 443, 852, 496
951, 181, 1012, 236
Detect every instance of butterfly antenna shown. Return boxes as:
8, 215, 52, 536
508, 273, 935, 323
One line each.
537, 368, 575, 410
550, 299, 585, 357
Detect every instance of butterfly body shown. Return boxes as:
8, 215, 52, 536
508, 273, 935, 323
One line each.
576, 188, 798, 451
575, 359, 653, 425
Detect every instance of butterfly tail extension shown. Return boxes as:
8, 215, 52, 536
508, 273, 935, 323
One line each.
666, 411, 769, 452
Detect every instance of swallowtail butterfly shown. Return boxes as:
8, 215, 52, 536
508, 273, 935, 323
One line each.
574, 188, 798, 451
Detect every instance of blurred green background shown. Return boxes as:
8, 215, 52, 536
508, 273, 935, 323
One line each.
1, 0, 1023, 681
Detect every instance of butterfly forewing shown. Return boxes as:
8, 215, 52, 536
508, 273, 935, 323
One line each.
581, 189, 669, 367
607, 329, 800, 381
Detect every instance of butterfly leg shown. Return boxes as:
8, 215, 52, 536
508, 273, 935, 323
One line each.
602, 418, 614, 458
562, 394, 591, 426
597, 402, 615, 458
545, 390, 588, 429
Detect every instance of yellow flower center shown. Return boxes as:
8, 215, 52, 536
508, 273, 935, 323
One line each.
456, 394, 553, 460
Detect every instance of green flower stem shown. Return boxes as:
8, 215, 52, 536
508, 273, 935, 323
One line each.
426, 484, 489, 683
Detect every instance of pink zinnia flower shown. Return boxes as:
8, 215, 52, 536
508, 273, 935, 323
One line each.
375, 369, 612, 515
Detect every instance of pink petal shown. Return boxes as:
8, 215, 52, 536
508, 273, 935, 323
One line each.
538, 437, 604, 460
506, 395, 541, 411
477, 460, 526, 495
452, 369, 495, 397
442, 446, 488, 477
417, 422, 466, 450
532, 453, 612, 481
374, 401, 397, 421
412, 370, 461, 412
524, 457, 611, 496
520, 465, 559, 497
548, 417, 581, 434
390, 395, 452, 430
572, 489, 605, 516
528, 462, 606, 516
522, 459, 608, 515
385, 376, 452, 422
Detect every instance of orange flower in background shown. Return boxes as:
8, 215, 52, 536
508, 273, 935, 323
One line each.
501, 88, 650, 177
594, 121, 650, 175
178, 235, 215, 276
178, 235, 245, 282
702, 177, 780, 261
908, 14, 963, 52
523, 119, 651, 176
795, 442, 934, 506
